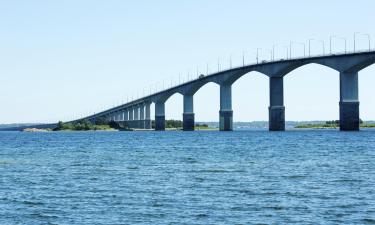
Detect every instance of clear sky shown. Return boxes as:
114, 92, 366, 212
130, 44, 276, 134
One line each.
0, 0, 374, 123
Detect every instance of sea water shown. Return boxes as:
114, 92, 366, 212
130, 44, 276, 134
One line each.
0, 130, 374, 224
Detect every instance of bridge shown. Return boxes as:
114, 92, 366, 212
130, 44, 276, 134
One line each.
75, 51, 375, 131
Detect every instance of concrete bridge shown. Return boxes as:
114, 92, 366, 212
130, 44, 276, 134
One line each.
77, 51, 375, 131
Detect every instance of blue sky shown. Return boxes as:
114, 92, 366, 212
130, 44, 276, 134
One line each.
0, 0, 374, 123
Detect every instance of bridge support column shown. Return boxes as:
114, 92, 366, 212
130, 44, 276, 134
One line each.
183, 95, 195, 131
145, 103, 152, 129
155, 102, 165, 131
134, 106, 140, 128
140, 104, 145, 129
269, 77, 285, 131
129, 107, 134, 127
116, 112, 122, 122
219, 84, 233, 131
124, 109, 129, 122
340, 72, 359, 131
123, 109, 129, 128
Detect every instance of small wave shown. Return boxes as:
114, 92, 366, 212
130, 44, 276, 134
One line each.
0, 161, 9, 165
30, 212, 58, 219
198, 169, 246, 173
195, 213, 208, 218
151, 202, 164, 207
127, 166, 139, 170
22, 200, 44, 206
263, 205, 285, 211
282, 175, 306, 179
181, 157, 198, 163
194, 177, 204, 182
332, 179, 363, 183
363, 218, 375, 224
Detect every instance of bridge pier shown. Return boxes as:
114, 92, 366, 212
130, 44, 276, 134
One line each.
183, 95, 195, 131
269, 77, 285, 131
140, 104, 145, 129
145, 103, 152, 129
155, 102, 165, 131
129, 107, 134, 127
116, 111, 122, 122
134, 106, 140, 128
219, 84, 233, 131
122, 109, 128, 128
124, 109, 129, 122
340, 72, 360, 131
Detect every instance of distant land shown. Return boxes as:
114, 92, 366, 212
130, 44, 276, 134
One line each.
1, 121, 375, 131
0, 123, 57, 131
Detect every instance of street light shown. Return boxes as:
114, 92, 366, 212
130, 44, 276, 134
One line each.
290, 42, 306, 58
229, 55, 232, 69
354, 32, 360, 52
217, 58, 221, 72
282, 46, 289, 59
289, 41, 292, 58
256, 48, 262, 64
330, 35, 336, 54
308, 39, 314, 57
242, 51, 247, 66
362, 33, 371, 51
265, 49, 273, 61
337, 37, 347, 53
272, 44, 279, 61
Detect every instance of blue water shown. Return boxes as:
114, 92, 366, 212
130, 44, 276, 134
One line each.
1, 130, 375, 225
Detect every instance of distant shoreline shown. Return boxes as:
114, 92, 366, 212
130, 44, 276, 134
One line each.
1, 121, 375, 131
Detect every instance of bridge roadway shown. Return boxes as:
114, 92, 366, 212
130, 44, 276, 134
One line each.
76, 51, 375, 131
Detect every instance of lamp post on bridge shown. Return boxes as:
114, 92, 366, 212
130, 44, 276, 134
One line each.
330, 35, 337, 54
256, 48, 262, 64
362, 33, 371, 51
318, 40, 325, 55
354, 32, 360, 52
290, 41, 306, 58
331, 36, 347, 54
272, 44, 279, 61
338, 37, 347, 53
308, 39, 314, 57
265, 49, 272, 61
283, 46, 289, 59
242, 51, 247, 66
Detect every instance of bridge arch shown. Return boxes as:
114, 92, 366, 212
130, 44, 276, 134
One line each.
281, 61, 340, 77
284, 63, 339, 122
164, 92, 184, 124
193, 81, 220, 125
182, 79, 221, 96
232, 71, 269, 123
221, 68, 268, 86
153, 89, 183, 104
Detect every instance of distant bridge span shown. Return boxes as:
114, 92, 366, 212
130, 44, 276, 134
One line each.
75, 51, 375, 131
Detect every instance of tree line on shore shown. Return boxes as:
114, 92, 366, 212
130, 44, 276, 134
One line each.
54, 117, 210, 131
